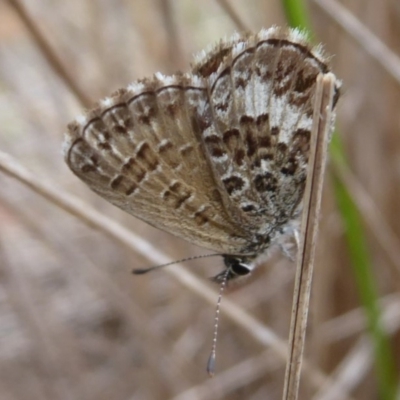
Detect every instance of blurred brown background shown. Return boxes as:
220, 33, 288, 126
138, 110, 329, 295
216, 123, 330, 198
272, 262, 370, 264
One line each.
0, 1, 399, 399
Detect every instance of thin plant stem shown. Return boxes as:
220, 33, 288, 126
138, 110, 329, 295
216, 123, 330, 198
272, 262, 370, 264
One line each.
282, 73, 337, 400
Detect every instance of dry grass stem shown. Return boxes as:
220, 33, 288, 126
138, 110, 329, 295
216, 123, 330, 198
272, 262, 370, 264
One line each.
332, 163, 400, 288
314, 0, 400, 84
215, 0, 250, 31
157, 0, 184, 71
7, 0, 92, 107
282, 74, 337, 400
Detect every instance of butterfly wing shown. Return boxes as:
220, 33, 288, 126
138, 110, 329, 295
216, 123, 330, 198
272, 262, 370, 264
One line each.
64, 27, 340, 257
193, 27, 339, 238
64, 75, 250, 254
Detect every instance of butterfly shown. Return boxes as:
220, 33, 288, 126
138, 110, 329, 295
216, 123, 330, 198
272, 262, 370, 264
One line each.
63, 26, 340, 282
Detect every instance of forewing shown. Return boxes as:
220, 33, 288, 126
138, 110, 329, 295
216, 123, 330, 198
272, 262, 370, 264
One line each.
193, 27, 338, 232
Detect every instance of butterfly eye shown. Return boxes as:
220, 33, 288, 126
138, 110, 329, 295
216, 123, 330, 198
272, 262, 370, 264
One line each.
231, 261, 252, 276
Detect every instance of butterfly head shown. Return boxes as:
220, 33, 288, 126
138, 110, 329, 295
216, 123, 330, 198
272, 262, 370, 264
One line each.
211, 255, 256, 283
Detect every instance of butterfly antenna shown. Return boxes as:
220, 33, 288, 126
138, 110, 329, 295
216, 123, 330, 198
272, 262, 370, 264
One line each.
207, 268, 229, 377
132, 253, 221, 275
